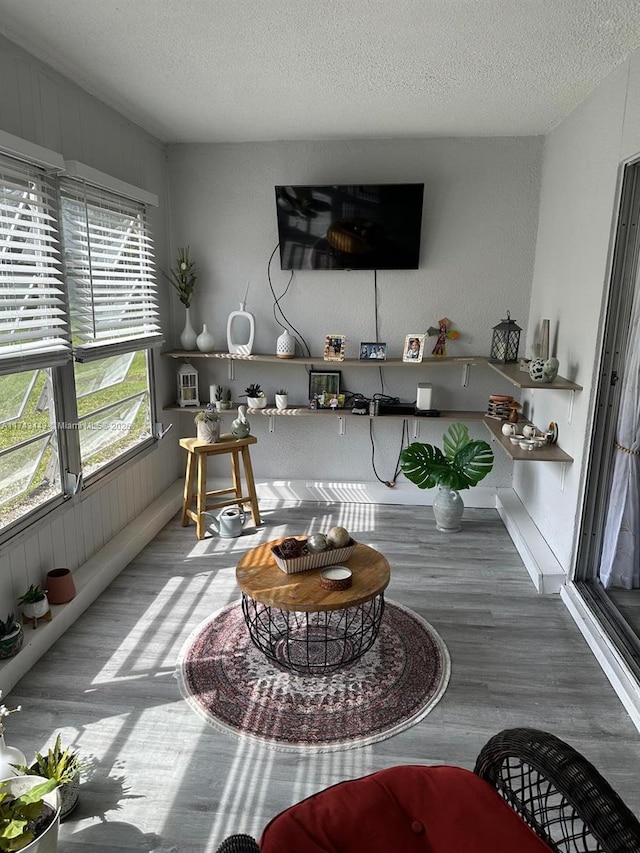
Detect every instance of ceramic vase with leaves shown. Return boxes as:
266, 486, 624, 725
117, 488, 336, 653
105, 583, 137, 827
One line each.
399, 423, 494, 532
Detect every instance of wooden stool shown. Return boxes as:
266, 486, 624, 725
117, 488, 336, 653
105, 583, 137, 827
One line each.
180, 435, 262, 540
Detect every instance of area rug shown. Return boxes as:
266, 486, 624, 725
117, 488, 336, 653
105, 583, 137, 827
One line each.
176, 599, 451, 753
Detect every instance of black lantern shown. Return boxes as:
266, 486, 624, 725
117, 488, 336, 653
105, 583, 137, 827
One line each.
490, 312, 521, 364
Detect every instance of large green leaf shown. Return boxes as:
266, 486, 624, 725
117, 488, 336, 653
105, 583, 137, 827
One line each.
400, 423, 494, 491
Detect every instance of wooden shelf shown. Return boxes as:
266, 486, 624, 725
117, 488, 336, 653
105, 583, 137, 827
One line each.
162, 349, 488, 368
487, 361, 582, 391
164, 404, 488, 422
483, 417, 573, 462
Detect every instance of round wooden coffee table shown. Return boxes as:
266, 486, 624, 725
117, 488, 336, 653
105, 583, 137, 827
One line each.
236, 540, 390, 675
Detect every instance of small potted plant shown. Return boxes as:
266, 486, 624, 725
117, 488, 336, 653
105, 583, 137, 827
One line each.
214, 387, 232, 411
399, 422, 494, 532
275, 389, 288, 411
244, 383, 267, 409
0, 775, 60, 852
194, 405, 220, 443
17, 587, 49, 628
13, 734, 86, 821
0, 615, 23, 660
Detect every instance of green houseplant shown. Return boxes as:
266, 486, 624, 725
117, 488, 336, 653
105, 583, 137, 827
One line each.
275, 389, 288, 411
17, 588, 48, 625
244, 384, 266, 409
400, 423, 494, 532
13, 735, 85, 821
0, 616, 22, 661
167, 246, 197, 308
194, 404, 220, 443
0, 775, 60, 852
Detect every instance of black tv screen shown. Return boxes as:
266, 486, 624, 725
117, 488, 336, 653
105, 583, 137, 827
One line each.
275, 184, 424, 270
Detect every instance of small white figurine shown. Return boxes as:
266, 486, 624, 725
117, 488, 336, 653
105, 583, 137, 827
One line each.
231, 404, 251, 437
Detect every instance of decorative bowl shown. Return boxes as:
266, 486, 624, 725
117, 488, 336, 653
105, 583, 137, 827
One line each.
271, 539, 356, 574
320, 566, 353, 591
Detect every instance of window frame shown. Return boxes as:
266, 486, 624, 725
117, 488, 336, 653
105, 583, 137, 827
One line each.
0, 137, 163, 543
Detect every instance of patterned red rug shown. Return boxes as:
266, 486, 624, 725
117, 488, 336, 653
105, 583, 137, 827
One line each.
176, 600, 450, 753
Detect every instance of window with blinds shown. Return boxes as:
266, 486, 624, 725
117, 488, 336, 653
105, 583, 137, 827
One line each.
0, 152, 70, 375
59, 179, 162, 362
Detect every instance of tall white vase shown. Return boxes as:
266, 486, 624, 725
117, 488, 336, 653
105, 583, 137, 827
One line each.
180, 307, 198, 350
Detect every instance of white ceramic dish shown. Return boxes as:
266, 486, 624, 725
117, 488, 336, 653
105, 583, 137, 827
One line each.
321, 566, 352, 582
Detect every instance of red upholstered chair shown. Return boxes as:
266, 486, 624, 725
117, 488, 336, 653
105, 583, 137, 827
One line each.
215, 728, 640, 853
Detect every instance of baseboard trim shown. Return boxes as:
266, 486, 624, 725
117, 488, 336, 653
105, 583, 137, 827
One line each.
252, 479, 497, 507
494, 488, 566, 594
561, 584, 640, 733
0, 481, 183, 695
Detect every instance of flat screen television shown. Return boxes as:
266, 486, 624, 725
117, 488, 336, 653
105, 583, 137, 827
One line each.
275, 183, 424, 270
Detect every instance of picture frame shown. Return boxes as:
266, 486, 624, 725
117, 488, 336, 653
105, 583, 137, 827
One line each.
359, 341, 387, 361
309, 370, 343, 408
323, 334, 346, 362
403, 334, 426, 363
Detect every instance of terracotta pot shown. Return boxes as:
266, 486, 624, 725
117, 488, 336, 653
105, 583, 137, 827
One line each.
46, 569, 76, 604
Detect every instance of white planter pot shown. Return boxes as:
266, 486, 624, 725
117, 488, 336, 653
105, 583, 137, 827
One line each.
247, 397, 267, 409
432, 486, 464, 532
0, 774, 61, 853
22, 595, 49, 620
196, 419, 220, 443
275, 394, 288, 411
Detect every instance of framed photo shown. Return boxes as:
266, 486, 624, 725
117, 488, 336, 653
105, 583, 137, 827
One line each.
359, 341, 387, 361
323, 334, 346, 362
403, 334, 426, 363
309, 370, 343, 408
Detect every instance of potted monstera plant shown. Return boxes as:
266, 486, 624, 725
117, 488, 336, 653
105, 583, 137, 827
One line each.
400, 422, 494, 532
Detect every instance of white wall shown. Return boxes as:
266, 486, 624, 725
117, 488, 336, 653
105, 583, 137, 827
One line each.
167, 137, 543, 487
0, 35, 180, 614
518, 52, 640, 571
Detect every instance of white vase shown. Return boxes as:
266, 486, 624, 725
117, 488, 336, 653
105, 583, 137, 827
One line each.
276, 329, 296, 359
0, 734, 26, 778
196, 324, 215, 352
227, 301, 255, 355
275, 394, 288, 410
432, 485, 464, 532
180, 307, 198, 350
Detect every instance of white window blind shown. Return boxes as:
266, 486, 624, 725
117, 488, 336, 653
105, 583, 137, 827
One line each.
60, 178, 163, 362
0, 152, 70, 376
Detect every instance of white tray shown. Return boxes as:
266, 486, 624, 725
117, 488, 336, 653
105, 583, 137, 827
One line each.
271, 540, 356, 574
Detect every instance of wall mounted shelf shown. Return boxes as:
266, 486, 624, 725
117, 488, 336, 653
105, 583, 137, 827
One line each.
486, 361, 582, 391
162, 349, 489, 382
164, 404, 488, 436
483, 417, 573, 463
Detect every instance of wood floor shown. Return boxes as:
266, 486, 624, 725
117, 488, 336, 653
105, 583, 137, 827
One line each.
6, 500, 640, 852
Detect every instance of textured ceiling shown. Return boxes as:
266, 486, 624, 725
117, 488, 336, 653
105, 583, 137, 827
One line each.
1, 0, 640, 144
